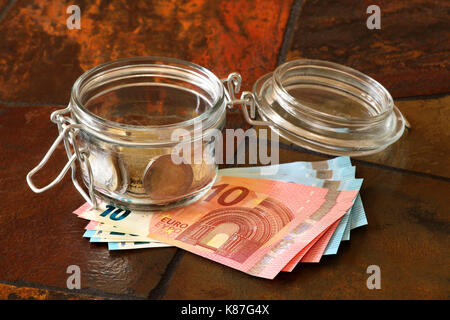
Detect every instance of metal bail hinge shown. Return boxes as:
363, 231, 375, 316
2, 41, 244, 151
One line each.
236, 91, 267, 126
222, 73, 267, 127
222, 72, 242, 107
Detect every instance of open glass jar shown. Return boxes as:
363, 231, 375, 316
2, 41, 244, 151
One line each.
27, 57, 406, 210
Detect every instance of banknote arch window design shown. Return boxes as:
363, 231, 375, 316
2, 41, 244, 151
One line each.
26, 57, 406, 210
177, 196, 294, 263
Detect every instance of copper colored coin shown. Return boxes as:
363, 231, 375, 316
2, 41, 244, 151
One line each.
143, 154, 194, 201
120, 147, 171, 195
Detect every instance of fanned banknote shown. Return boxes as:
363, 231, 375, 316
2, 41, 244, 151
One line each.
221, 159, 368, 260
77, 156, 367, 277
83, 229, 151, 242
81, 156, 360, 248
75, 175, 358, 279
81, 160, 368, 257
220, 165, 365, 270
108, 242, 172, 250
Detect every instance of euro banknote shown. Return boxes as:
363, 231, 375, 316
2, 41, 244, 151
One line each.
220, 165, 356, 181
108, 241, 172, 250
220, 163, 367, 269
220, 168, 363, 259
83, 167, 359, 239
83, 217, 164, 244
221, 164, 368, 244
78, 157, 366, 272
227, 156, 352, 176
81, 163, 366, 258
83, 229, 152, 242
75, 175, 358, 279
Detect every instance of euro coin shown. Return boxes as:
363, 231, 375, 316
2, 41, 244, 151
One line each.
143, 154, 194, 201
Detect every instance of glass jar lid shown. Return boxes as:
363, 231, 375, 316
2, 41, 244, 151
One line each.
251, 59, 406, 156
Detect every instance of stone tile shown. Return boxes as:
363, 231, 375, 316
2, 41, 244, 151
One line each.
356, 96, 450, 178
0, 0, 9, 11
0, 282, 102, 299
0, 105, 177, 298
0, 0, 293, 104
287, 0, 450, 97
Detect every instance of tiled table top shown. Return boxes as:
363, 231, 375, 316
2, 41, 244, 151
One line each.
0, 0, 448, 300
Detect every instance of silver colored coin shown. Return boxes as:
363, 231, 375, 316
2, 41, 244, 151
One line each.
82, 149, 122, 192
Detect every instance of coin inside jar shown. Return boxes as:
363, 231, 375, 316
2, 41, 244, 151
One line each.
143, 154, 194, 201
189, 144, 216, 190
119, 147, 172, 196
87, 151, 120, 191
78, 139, 126, 193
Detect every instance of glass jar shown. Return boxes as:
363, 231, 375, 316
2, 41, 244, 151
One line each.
27, 57, 230, 210
27, 57, 407, 210
252, 59, 406, 155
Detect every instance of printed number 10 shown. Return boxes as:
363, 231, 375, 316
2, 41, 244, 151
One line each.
99, 205, 130, 221
204, 184, 249, 206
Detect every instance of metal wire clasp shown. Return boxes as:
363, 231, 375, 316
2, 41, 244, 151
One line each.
222, 73, 267, 127
26, 107, 97, 209
222, 72, 242, 105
